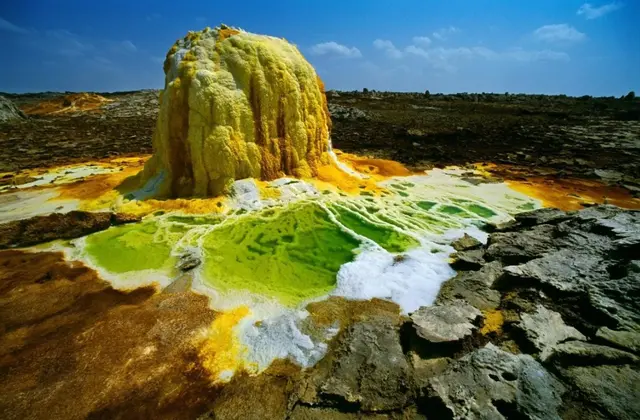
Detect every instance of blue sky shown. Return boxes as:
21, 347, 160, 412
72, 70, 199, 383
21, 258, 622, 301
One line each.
0, 0, 637, 95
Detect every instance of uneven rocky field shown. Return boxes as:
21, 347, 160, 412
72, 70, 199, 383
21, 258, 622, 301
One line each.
0, 91, 639, 419
2, 90, 640, 191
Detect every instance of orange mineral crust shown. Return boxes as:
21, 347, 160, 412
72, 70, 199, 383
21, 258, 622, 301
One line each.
506, 177, 640, 211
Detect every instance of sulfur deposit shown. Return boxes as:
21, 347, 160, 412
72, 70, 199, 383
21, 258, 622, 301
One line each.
135, 25, 332, 197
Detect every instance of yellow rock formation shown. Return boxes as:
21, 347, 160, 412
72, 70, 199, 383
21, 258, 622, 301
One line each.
21, 93, 112, 115
136, 25, 332, 197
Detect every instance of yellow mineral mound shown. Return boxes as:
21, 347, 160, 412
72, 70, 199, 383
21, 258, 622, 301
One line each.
134, 24, 332, 197
21, 93, 112, 115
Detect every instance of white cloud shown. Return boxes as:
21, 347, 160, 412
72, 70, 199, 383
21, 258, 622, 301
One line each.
412, 36, 432, 47
121, 40, 137, 52
45, 29, 94, 57
91, 56, 112, 66
432, 26, 459, 41
404, 44, 568, 72
0, 17, 30, 34
577, 2, 623, 19
373, 39, 403, 59
533, 24, 586, 44
405, 45, 429, 59
502, 48, 569, 62
310, 41, 362, 58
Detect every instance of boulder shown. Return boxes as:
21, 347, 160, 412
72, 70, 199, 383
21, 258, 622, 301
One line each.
410, 301, 482, 345
559, 365, 640, 420
0, 95, 27, 123
450, 248, 485, 270
451, 233, 482, 252
515, 305, 586, 360
485, 223, 558, 264
422, 343, 565, 420
296, 314, 413, 412
596, 327, 640, 353
512, 207, 571, 227
435, 261, 502, 311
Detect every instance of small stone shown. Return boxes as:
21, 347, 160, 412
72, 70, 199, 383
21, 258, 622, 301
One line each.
450, 249, 485, 270
435, 262, 503, 311
516, 305, 586, 360
411, 301, 482, 344
177, 249, 201, 271
451, 233, 482, 251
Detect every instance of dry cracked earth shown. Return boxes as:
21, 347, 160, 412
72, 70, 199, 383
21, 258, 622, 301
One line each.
0, 91, 639, 419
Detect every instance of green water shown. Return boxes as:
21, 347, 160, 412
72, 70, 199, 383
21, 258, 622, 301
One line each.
85, 221, 178, 273
466, 204, 497, 218
331, 205, 419, 253
416, 201, 437, 211
201, 202, 361, 306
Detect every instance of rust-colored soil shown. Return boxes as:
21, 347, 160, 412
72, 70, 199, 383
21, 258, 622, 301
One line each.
0, 250, 219, 420
20, 93, 112, 115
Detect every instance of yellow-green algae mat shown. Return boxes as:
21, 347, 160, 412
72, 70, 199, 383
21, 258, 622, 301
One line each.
47, 168, 539, 379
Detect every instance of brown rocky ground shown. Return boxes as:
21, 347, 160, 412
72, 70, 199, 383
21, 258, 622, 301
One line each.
327, 91, 640, 192
0, 250, 219, 420
1, 90, 639, 193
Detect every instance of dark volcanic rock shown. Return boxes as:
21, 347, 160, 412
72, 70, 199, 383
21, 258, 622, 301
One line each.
546, 341, 638, 366
515, 305, 586, 360
499, 206, 640, 332
411, 301, 482, 344
421, 343, 565, 420
0, 211, 140, 248
558, 365, 640, 420
295, 314, 413, 412
485, 223, 558, 265
436, 261, 503, 310
451, 233, 482, 251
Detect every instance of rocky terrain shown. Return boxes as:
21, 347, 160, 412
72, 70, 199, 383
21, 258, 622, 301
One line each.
0, 90, 639, 419
1, 205, 638, 419
327, 91, 640, 193
1, 90, 639, 193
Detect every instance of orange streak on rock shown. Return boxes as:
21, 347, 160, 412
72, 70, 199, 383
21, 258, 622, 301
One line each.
198, 306, 251, 382
480, 310, 504, 336
256, 180, 282, 200
338, 152, 413, 178
21, 93, 112, 115
313, 164, 383, 195
117, 197, 227, 216
217, 28, 240, 41
56, 165, 143, 200
506, 178, 640, 211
